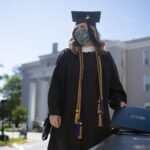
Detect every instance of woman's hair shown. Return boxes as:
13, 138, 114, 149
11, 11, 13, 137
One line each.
69, 24, 106, 55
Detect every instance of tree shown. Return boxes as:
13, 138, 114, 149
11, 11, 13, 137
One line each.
0, 71, 22, 121
1, 74, 21, 108
12, 106, 27, 127
0, 100, 9, 120
0, 64, 9, 120
0, 66, 27, 127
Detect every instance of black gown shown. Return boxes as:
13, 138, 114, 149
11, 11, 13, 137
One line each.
47, 48, 127, 150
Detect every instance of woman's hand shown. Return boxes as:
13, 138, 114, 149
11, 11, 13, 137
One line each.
49, 115, 61, 128
120, 101, 127, 108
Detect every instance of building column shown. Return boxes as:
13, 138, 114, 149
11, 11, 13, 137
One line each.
27, 81, 37, 130
36, 79, 49, 123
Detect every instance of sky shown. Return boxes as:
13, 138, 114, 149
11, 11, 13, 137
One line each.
0, 0, 150, 76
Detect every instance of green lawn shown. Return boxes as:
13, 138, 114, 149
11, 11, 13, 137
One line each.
0, 138, 27, 146
4, 127, 22, 131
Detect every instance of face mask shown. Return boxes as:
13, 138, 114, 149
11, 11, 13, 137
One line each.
74, 28, 90, 45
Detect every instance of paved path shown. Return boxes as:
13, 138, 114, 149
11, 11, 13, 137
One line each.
0, 132, 49, 150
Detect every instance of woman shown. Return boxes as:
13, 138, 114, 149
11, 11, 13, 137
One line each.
47, 11, 127, 150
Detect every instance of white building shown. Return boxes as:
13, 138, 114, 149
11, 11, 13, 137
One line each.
21, 37, 150, 129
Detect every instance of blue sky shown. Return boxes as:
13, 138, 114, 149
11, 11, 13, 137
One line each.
0, 0, 150, 76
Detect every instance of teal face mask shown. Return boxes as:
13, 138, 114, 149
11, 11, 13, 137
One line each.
74, 28, 90, 45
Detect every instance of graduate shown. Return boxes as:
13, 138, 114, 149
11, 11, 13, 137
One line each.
47, 11, 127, 150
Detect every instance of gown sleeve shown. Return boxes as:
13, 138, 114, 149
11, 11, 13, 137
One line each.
107, 51, 127, 110
48, 49, 66, 115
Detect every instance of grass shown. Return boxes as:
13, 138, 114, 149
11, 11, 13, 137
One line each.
4, 127, 22, 131
0, 138, 27, 146
0, 127, 22, 132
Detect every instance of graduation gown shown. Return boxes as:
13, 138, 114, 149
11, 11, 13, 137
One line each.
47, 48, 127, 150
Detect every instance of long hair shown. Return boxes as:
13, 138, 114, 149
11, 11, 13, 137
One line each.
69, 25, 106, 55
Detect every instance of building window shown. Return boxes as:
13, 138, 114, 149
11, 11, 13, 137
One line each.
144, 102, 150, 109
143, 50, 150, 65
121, 51, 126, 67
46, 62, 50, 67
144, 75, 150, 91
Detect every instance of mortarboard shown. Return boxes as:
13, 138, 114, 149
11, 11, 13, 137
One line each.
71, 11, 101, 26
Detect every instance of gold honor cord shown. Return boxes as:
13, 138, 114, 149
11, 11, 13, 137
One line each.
75, 50, 103, 139
75, 51, 83, 139
95, 50, 103, 127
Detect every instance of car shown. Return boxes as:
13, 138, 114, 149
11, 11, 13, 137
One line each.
33, 121, 44, 132
90, 107, 150, 150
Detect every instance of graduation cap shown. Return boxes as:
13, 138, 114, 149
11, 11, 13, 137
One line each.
71, 11, 101, 26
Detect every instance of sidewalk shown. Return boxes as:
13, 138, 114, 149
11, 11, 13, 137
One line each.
0, 132, 49, 150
